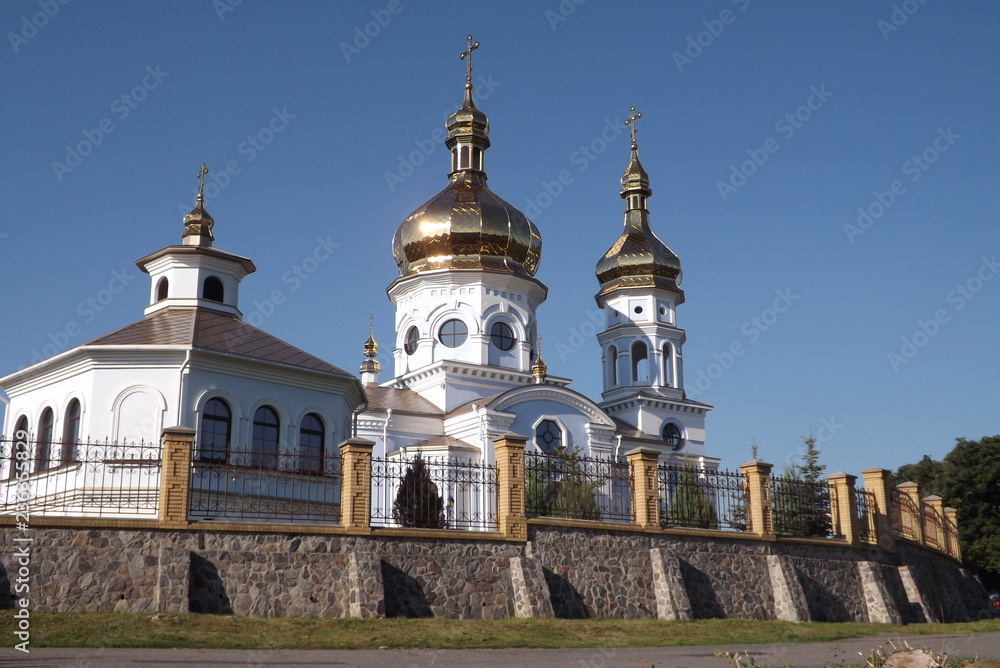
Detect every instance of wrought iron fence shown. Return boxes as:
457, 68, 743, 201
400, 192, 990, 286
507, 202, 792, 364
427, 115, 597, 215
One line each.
890, 485, 920, 541
658, 464, 751, 531
769, 474, 833, 538
943, 510, 959, 557
922, 502, 944, 550
189, 444, 341, 523
0, 436, 161, 518
524, 450, 633, 523
855, 487, 877, 545
370, 454, 497, 530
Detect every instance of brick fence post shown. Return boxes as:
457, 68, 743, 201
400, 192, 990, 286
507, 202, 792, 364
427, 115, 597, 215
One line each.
943, 507, 962, 561
159, 426, 195, 527
861, 467, 894, 550
339, 438, 375, 530
827, 472, 859, 545
898, 481, 923, 544
494, 433, 528, 541
923, 495, 945, 551
739, 460, 773, 539
626, 447, 660, 529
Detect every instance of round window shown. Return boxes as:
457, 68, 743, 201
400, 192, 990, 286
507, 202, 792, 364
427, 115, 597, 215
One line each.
404, 326, 419, 355
633, 305, 643, 314
659, 305, 667, 316
490, 321, 516, 351
662, 423, 684, 450
536, 419, 562, 454
438, 319, 468, 348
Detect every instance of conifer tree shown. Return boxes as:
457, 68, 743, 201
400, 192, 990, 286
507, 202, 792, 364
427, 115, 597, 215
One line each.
392, 454, 445, 528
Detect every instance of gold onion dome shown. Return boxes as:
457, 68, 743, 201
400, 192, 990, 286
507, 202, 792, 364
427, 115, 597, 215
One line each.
391, 36, 541, 279
182, 164, 215, 244
595, 109, 683, 303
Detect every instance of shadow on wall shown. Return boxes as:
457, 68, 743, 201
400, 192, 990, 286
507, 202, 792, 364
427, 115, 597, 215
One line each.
678, 560, 726, 619
0, 561, 11, 609
382, 561, 432, 618
189, 553, 232, 614
797, 568, 852, 622
542, 566, 590, 619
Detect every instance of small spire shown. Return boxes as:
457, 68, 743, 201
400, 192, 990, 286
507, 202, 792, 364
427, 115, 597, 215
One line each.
620, 107, 651, 209
360, 314, 380, 383
531, 334, 548, 384
445, 35, 490, 178
182, 163, 215, 246
460, 34, 479, 89
625, 106, 642, 148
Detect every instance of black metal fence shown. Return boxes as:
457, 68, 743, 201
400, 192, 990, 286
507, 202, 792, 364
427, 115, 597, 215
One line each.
370, 454, 498, 530
922, 502, 944, 550
658, 464, 751, 531
890, 485, 920, 541
189, 444, 341, 523
769, 474, 833, 538
855, 487, 877, 544
0, 436, 161, 518
524, 451, 633, 523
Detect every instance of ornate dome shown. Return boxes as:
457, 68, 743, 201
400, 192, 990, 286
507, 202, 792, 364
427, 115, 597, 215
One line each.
391, 39, 541, 279
595, 113, 683, 301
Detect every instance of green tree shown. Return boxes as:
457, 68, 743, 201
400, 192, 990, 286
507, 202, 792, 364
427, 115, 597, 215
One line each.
525, 447, 600, 520
392, 454, 445, 528
771, 435, 832, 538
663, 466, 717, 529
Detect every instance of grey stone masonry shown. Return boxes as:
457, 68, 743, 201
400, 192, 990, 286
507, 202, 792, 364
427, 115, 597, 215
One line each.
348, 552, 384, 618
767, 554, 810, 622
509, 557, 553, 618
649, 548, 692, 620
154, 535, 189, 612
898, 564, 938, 623
858, 561, 903, 625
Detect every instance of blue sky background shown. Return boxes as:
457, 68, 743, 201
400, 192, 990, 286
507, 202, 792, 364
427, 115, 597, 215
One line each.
1, 0, 997, 477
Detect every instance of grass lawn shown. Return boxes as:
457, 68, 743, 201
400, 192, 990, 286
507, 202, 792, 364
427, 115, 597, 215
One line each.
1, 613, 998, 650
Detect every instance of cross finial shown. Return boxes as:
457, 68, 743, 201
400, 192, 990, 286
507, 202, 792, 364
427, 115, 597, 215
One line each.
196, 163, 209, 196
625, 106, 642, 147
369, 313, 374, 334
536, 334, 543, 356
460, 35, 479, 86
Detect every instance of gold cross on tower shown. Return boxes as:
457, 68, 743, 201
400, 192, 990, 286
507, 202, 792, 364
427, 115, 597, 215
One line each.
460, 34, 479, 86
625, 106, 642, 147
196, 163, 209, 196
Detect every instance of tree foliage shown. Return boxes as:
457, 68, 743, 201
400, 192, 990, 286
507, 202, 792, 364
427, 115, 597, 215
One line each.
525, 447, 601, 520
663, 466, 717, 529
392, 454, 445, 529
771, 435, 832, 538
891, 435, 1000, 590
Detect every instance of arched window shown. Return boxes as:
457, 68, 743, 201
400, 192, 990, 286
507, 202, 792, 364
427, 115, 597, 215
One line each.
199, 398, 231, 462
404, 326, 419, 355
62, 399, 81, 463
298, 413, 325, 473
631, 341, 649, 384
36, 408, 54, 472
438, 319, 468, 348
156, 277, 169, 302
662, 423, 684, 450
490, 321, 516, 351
535, 419, 562, 454
9, 416, 29, 480
202, 276, 224, 303
252, 406, 279, 469
662, 342, 673, 387
608, 345, 618, 386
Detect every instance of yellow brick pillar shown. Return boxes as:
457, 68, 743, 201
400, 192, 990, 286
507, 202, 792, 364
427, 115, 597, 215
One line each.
626, 447, 660, 529
494, 433, 528, 541
739, 460, 773, 539
861, 467, 893, 549
158, 426, 195, 528
827, 472, 859, 545
923, 495, 945, 551
943, 507, 962, 561
898, 481, 923, 544
339, 438, 375, 530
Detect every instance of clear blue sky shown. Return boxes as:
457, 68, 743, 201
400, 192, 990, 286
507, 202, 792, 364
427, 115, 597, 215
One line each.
2, 0, 997, 477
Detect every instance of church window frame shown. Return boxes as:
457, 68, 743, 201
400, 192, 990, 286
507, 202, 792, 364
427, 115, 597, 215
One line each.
608, 345, 618, 387
533, 417, 564, 455
489, 321, 516, 351
404, 326, 419, 355
662, 422, 684, 451
438, 318, 468, 348
631, 340, 649, 384
662, 342, 673, 387
202, 275, 225, 303
251, 406, 280, 470
36, 407, 54, 472
156, 277, 169, 302
199, 398, 231, 463
298, 413, 325, 474
62, 399, 81, 464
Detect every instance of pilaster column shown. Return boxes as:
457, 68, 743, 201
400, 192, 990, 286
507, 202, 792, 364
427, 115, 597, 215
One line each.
626, 447, 660, 529
943, 507, 962, 561
158, 426, 195, 528
494, 433, 527, 541
739, 460, 773, 539
923, 495, 945, 551
861, 467, 893, 550
339, 438, 375, 530
827, 472, 859, 545
898, 481, 923, 544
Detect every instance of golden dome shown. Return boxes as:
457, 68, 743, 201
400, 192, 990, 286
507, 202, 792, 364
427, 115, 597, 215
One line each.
595, 129, 683, 302
182, 164, 215, 245
391, 38, 541, 279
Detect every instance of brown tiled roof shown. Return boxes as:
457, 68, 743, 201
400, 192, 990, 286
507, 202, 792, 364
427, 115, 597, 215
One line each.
364, 385, 443, 415
445, 392, 505, 418
387, 435, 480, 455
87, 307, 352, 377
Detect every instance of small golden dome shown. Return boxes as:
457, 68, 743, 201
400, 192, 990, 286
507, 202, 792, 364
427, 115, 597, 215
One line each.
182, 164, 215, 244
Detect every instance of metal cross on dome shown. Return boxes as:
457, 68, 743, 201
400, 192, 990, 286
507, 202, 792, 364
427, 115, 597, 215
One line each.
460, 34, 479, 85
196, 163, 209, 196
625, 107, 642, 147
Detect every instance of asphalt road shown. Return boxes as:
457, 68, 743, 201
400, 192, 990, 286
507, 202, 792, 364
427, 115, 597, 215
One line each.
3, 634, 1000, 668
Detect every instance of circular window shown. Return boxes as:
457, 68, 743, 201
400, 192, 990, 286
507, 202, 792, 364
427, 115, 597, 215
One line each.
490, 321, 516, 351
659, 305, 666, 316
536, 419, 562, 454
438, 319, 468, 348
662, 423, 684, 450
634, 305, 643, 314
404, 327, 419, 355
